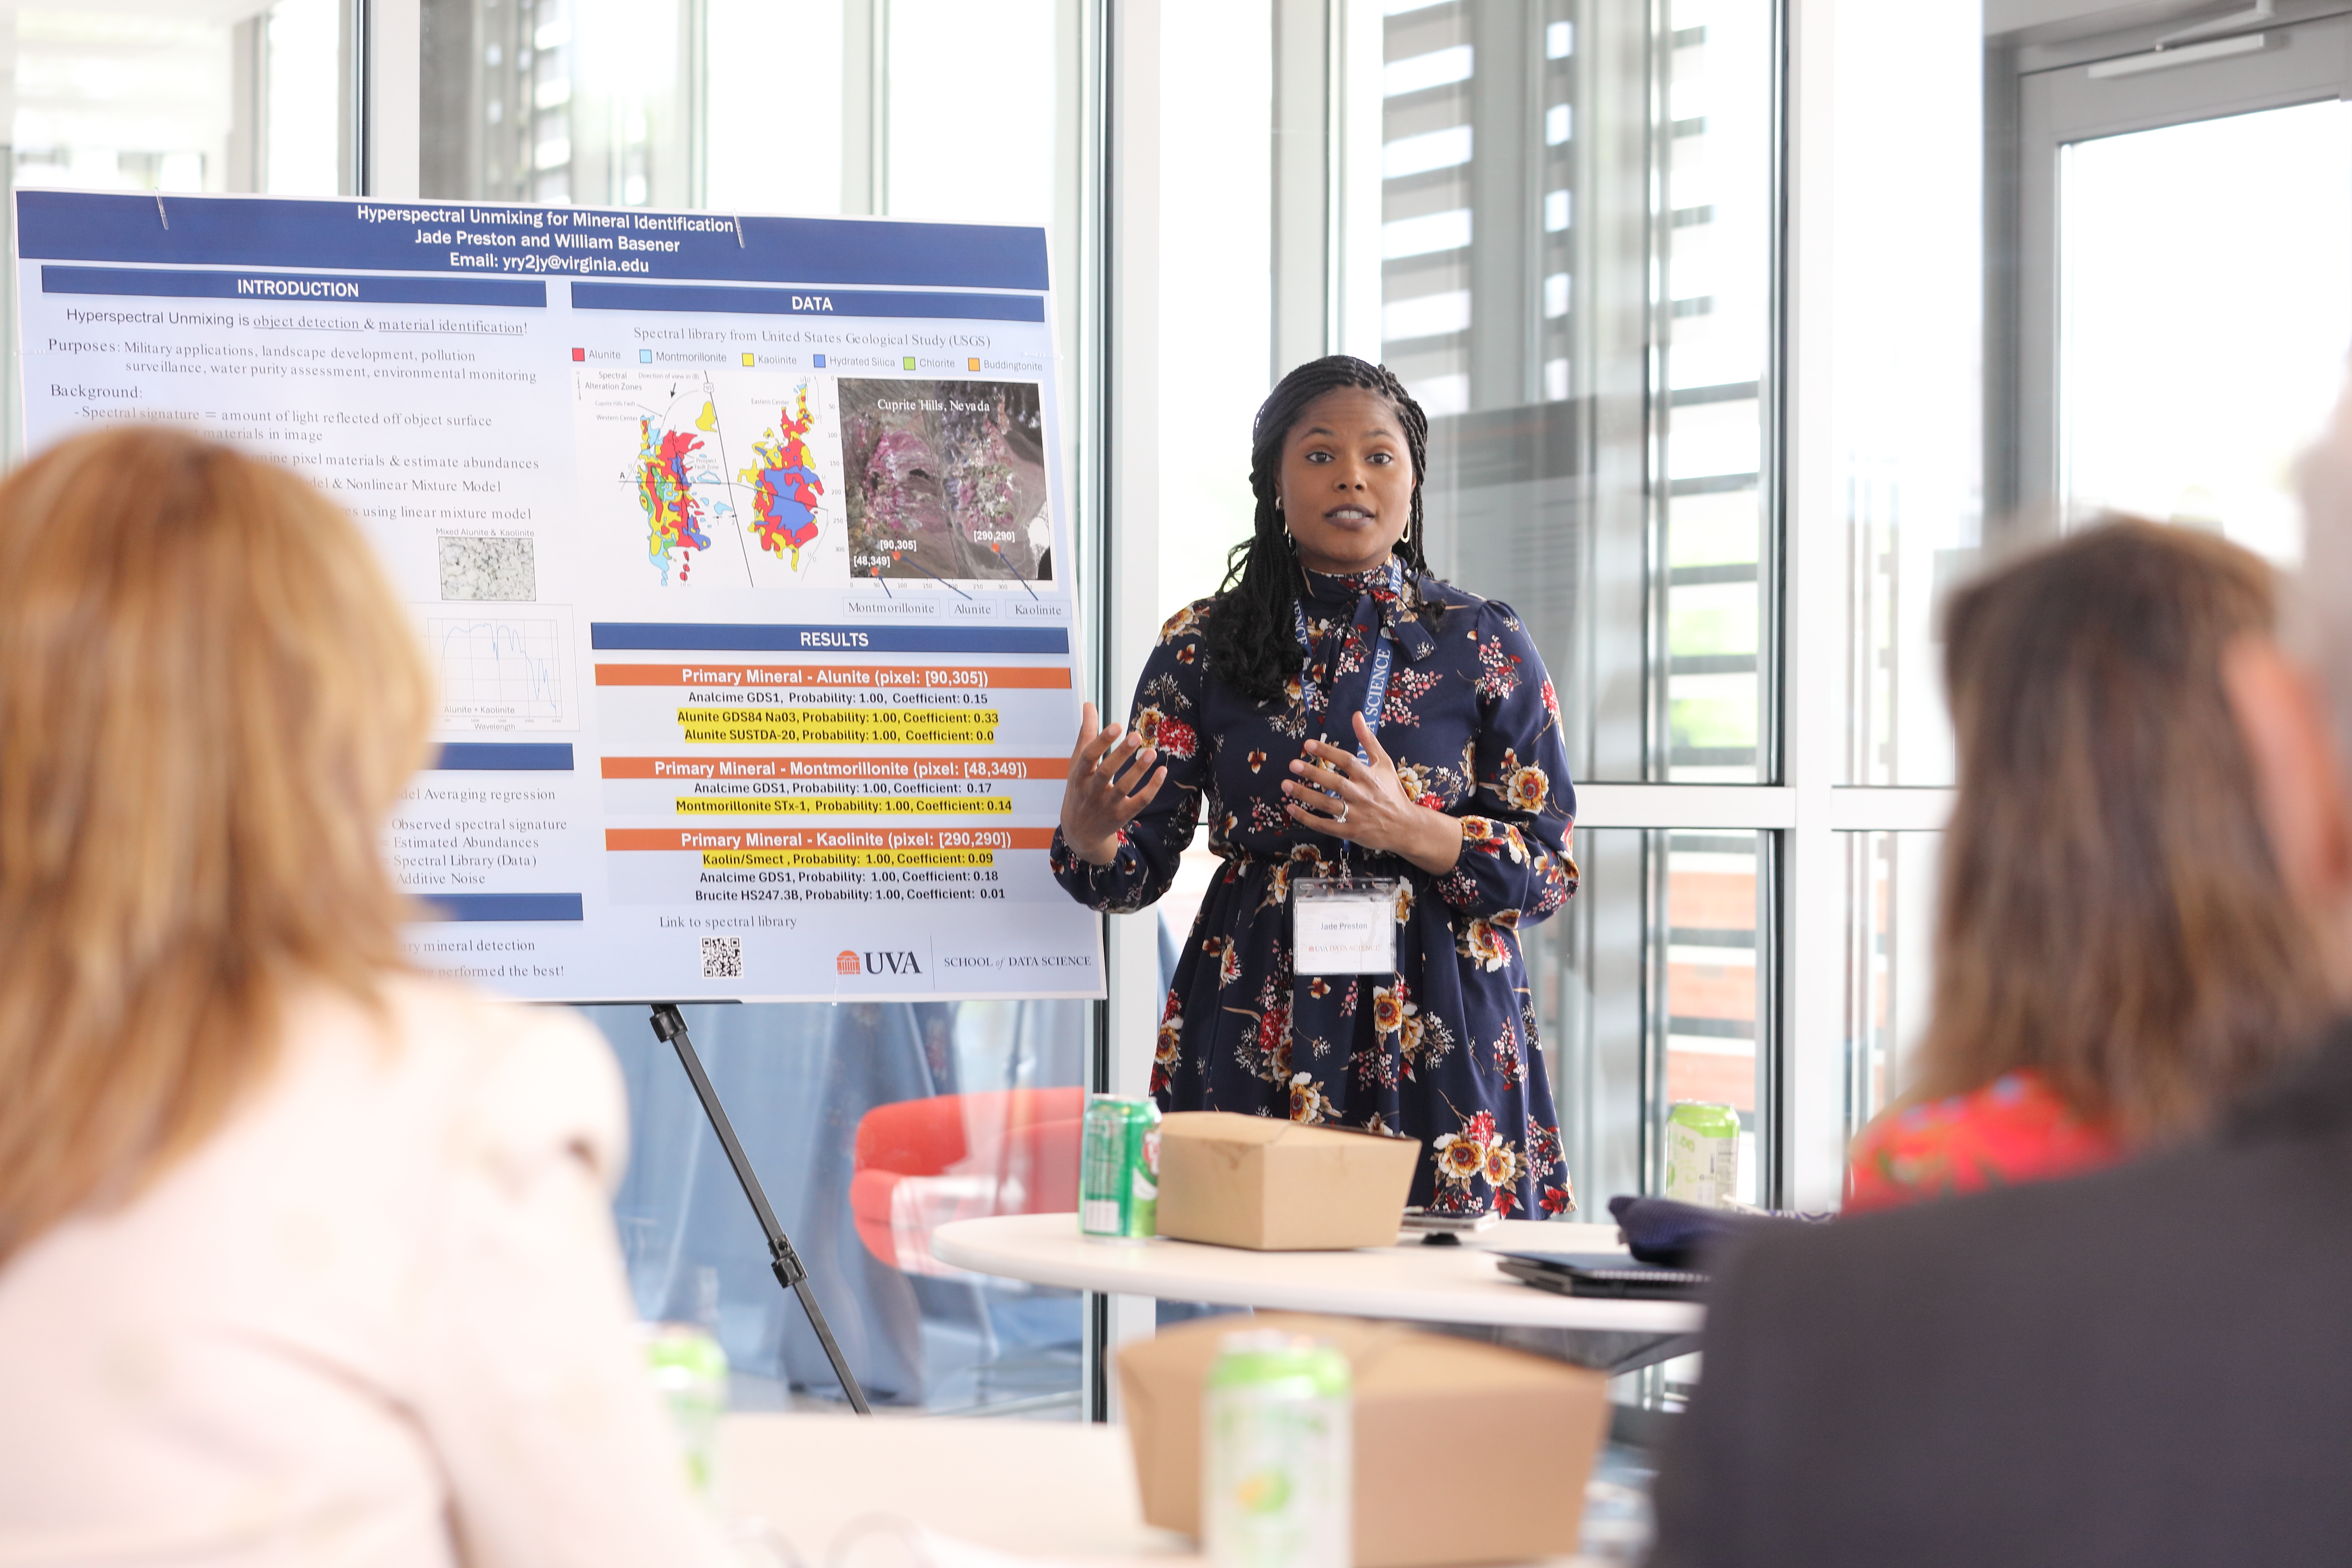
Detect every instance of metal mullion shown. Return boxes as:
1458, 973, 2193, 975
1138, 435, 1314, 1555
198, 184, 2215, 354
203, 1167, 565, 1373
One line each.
1779, 0, 1850, 1211
1054, 0, 1114, 1426
683, 0, 710, 208
1640, 826, 1671, 1194
1758, 0, 1792, 791
1323, 0, 1345, 355
874, 0, 893, 213
1574, 782, 1795, 829
1826, 787, 1955, 833
1753, 827, 1785, 1209
1872, 833, 1899, 1120
1839, 829, 1872, 1149
347, 0, 372, 196
1644, 0, 1674, 783
1753, 0, 1795, 1206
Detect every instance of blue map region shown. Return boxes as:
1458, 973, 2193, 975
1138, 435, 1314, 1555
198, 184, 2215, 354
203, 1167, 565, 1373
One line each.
757, 459, 821, 543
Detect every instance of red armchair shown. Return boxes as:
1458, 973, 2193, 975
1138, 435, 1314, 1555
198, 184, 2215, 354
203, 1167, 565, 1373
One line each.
850, 1087, 1086, 1275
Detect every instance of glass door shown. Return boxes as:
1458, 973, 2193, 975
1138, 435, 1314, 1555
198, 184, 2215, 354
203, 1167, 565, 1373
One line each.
2059, 98, 2349, 560
2009, 9, 2352, 560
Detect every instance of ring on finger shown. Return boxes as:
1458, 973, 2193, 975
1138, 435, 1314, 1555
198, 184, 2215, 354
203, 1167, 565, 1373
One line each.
1336, 804, 1350, 824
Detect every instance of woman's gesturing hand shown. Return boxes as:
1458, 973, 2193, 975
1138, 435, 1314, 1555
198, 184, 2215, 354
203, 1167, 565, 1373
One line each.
1060, 701, 1167, 866
1283, 711, 1465, 875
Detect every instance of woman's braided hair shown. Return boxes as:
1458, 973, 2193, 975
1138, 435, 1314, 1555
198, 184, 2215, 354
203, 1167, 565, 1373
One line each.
1204, 356, 1436, 703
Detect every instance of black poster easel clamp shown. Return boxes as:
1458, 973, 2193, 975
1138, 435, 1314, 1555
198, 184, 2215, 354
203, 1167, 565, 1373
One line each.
648, 1004, 871, 1414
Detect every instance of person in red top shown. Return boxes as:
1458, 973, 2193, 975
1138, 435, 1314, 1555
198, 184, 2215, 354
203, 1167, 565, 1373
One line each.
1846, 1070, 2117, 1211
1845, 520, 2333, 1213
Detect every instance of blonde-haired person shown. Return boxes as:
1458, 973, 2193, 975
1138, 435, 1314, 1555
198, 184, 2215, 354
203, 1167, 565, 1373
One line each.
1845, 519, 2333, 1210
0, 429, 730, 1566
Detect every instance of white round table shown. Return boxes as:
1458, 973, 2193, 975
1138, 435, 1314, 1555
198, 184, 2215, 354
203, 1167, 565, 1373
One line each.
719, 1410, 1621, 1566
931, 1212, 1702, 1375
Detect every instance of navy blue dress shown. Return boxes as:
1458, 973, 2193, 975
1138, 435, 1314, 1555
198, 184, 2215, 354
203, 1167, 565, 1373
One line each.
1050, 564, 1580, 1217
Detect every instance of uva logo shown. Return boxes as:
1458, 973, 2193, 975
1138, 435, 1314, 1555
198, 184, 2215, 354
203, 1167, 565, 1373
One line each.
837, 949, 923, 976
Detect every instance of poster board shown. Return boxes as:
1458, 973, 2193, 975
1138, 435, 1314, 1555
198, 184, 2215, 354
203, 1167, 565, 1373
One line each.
15, 189, 1102, 1004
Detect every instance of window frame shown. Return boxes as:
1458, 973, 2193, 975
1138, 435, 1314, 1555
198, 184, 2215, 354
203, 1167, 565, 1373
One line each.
347, 0, 2004, 1387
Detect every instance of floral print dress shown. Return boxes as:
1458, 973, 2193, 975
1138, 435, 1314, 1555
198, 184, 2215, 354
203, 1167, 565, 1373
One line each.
1050, 565, 1581, 1217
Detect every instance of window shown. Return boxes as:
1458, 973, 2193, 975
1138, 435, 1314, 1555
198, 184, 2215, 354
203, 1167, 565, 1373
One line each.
1338, 0, 1787, 1202
1535, 829, 1770, 1208
1157, 0, 1273, 616
2005, 9, 2352, 570
1320, 1, 1976, 1220
11, 5, 327, 197
9, 3, 345, 194
422, 1, 1066, 222
1837, 6, 1975, 793
2058, 100, 2348, 564
1371, 0, 1777, 790
416, 0, 1101, 1414
1842, 831, 1940, 1138
13, 0, 2008, 1419
1, 2, 351, 457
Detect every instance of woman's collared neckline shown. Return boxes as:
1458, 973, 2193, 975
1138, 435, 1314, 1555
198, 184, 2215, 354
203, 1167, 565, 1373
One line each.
1300, 561, 1404, 604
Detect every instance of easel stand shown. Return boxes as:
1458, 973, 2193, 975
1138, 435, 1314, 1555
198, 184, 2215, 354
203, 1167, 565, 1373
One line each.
648, 1004, 872, 1414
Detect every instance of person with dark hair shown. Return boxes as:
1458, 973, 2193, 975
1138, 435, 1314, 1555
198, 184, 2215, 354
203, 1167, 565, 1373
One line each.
1051, 356, 1580, 1216
1844, 520, 2331, 1210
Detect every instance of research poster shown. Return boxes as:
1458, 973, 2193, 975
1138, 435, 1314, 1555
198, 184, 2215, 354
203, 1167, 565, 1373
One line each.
14, 190, 1102, 1004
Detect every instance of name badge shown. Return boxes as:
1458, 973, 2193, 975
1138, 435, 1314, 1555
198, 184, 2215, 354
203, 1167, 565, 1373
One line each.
1292, 876, 1400, 975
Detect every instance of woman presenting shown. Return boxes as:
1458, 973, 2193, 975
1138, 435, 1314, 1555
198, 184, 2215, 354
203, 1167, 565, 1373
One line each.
1052, 356, 1579, 1217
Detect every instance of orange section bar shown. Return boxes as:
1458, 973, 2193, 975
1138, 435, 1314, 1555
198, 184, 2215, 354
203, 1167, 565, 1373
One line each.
595, 663, 1069, 689
606, 826, 1057, 851
600, 756, 1067, 780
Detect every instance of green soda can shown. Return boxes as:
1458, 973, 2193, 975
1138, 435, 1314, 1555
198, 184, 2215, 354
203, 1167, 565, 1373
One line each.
641, 1322, 728, 1499
1664, 1100, 1742, 1208
1079, 1095, 1161, 1240
1203, 1331, 1353, 1568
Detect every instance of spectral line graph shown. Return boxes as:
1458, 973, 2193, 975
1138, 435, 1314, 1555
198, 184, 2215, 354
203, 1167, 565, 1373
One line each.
427, 615, 566, 726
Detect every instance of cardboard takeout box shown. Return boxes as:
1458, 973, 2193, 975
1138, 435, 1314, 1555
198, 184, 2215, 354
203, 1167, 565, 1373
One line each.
1119, 1312, 1610, 1568
1154, 1111, 1420, 1251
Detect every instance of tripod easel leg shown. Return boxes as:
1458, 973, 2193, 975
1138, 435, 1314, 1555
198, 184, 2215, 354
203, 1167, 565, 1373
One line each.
649, 1004, 873, 1414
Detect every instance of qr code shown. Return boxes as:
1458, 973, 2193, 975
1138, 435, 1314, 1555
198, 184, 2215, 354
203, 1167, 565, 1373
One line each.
701, 936, 743, 980
438, 535, 537, 601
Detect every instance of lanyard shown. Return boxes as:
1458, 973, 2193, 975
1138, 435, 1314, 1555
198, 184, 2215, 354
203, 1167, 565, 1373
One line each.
1354, 631, 1395, 762
1294, 579, 1396, 763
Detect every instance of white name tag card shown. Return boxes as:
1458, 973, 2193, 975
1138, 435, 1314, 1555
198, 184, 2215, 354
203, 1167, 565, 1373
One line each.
1292, 876, 1400, 975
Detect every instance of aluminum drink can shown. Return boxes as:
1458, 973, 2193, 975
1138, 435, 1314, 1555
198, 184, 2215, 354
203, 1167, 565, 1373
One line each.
1663, 1101, 1741, 1208
641, 1322, 728, 1499
1079, 1095, 1161, 1240
1203, 1331, 1352, 1568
